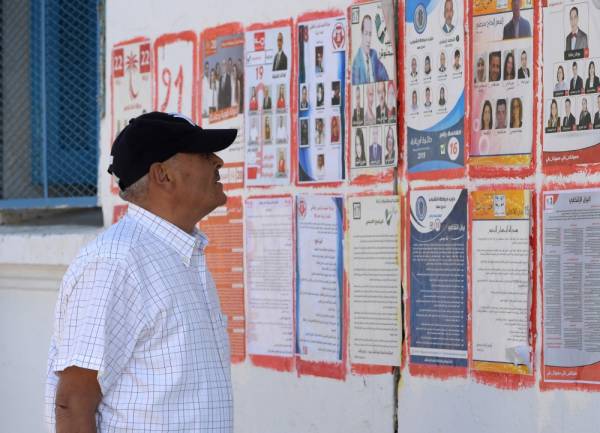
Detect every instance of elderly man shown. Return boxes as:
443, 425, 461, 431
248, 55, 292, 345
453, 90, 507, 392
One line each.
46, 112, 236, 433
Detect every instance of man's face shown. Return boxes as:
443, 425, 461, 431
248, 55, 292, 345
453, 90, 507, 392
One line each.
454, 53, 460, 67
573, 64, 578, 77
565, 100, 571, 114
378, 83, 385, 105
361, 17, 372, 53
512, 0, 520, 21
172, 153, 226, 217
426, 89, 431, 102
412, 92, 417, 105
425, 57, 431, 73
444, 0, 454, 25
367, 86, 374, 105
497, 104, 506, 126
411, 58, 417, 73
570, 9, 578, 33
441, 52, 446, 67
302, 87, 307, 102
477, 58, 485, 79
521, 52, 527, 68
277, 33, 283, 51
490, 55, 501, 80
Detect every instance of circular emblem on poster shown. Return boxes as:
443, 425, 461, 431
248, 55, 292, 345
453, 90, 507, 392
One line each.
332, 23, 345, 49
416, 196, 427, 221
414, 4, 427, 34
448, 137, 460, 161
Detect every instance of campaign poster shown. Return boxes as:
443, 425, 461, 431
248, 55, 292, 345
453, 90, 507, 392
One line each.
200, 196, 246, 363
543, 0, 600, 166
244, 26, 292, 185
296, 195, 344, 362
245, 196, 295, 358
111, 39, 152, 194
348, 195, 401, 366
543, 189, 600, 384
200, 27, 245, 188
471, 0, 534, 167
297, 16, 347, 183
409, 189, 467, 367
154, 32, 197, 119
349, 2, 398, 178
472, 190, 532, 374
405, 0, 465, 173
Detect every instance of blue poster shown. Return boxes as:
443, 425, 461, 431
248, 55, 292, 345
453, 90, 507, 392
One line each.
409, 189, 467, 366
405, 0, 465, 172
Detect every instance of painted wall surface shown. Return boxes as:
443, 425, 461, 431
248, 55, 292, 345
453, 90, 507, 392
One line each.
1, 1, 600, 433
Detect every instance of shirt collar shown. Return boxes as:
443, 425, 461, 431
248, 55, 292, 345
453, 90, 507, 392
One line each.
126, 203, 208, 266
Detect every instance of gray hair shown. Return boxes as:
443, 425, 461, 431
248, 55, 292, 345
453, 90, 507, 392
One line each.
119, 174, 149, 203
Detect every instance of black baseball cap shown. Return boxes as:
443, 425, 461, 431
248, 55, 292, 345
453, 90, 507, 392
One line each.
108, 111, 237, 191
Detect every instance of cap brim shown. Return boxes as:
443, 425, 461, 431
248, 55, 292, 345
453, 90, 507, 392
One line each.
186, 128, 237, 153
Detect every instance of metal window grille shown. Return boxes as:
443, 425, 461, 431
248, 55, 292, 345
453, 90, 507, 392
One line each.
0, 0, 100, 209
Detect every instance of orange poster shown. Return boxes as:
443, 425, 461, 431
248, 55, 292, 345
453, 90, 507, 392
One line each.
200, 195, 245, 363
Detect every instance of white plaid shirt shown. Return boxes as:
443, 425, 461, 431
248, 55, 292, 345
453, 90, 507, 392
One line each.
45, 204, 232, 432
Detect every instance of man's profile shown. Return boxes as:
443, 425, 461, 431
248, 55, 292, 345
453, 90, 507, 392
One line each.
503, 0, 532, 39
352, 14, 389, 84
46, 112, 237, 433
565, 6, 588, 51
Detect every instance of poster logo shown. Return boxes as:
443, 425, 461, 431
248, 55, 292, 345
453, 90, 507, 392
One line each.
413, 4, 427, 34
254, 32, 265, 51
416, 196, 427, 221
298, 197, 307, 219
332, 23, 345, 49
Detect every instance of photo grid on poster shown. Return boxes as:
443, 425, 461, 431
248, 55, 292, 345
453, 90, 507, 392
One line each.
471, 190, 531, 374
111, 39, 152, 194
471, 0, 534, 167
244, 26, 292, 185
201, 30, 245, 187
543, 0, 600, 166
350, 2, 398, 177
298, 16, 347, 183
405, 0, 465, 173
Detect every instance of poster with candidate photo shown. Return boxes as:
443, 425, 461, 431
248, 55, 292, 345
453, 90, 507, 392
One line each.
543, 0, 600, 166
200, 27, 245, 188
471, 0, 534, 168
405, 0, 465, 173
244, 25, 292, 185
297, 16, 347, 183
350, 2, 398, 178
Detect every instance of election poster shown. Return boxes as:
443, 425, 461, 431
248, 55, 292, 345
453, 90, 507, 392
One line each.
245, 196, 295, 358
472, 190, 532, 374
200, 196, 246, 363
154, 31, 197, 119
244, 24, 292, 185
543, 189, 600, 384
297, 15, 347, 183
405, 0, 465, 173
200, 25, 245, 189
348, 195, 401, 367
543, 0, 600, 166
349, 2, 398, 178
296, 195, 344, 362
111, 38, 152, 194
471, 0, 534, 168
409, 189, 467, 367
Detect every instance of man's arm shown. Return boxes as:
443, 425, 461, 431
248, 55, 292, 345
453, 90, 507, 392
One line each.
55, 366, 101, 433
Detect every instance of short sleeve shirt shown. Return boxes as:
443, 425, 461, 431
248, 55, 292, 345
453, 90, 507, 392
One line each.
45, 204, 232, 432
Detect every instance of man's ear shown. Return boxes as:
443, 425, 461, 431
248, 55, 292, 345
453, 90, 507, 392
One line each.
148, 162, 173, 191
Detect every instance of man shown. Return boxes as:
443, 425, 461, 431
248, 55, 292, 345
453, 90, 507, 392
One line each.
300, 85, 309, 109
365, 84, 376, 124
439, 51, 447, 73
331, 82, 341, 105
424, 56, 432, 75
352, 14, 389, 84
562, 98, 576, 129
570, 61, 583, 92
218, 59, 231, 110
424, 87, 432, 108
315, 48, 324, 73
496, 99, 507, 128
579, 97, 591, 127
263, 86, 272, 110
517, 50, 530, 78
565, 6, 588, 51
273, 32, 288, 71
376, 82, 388, 124
595, 95, 600, 127
46, 112, 236, 433
453, 50, 461, 71
202, 61, 211, 117
352, 87, 364, 125
503, 0, 532, 39
369, 128, 382, 165
489, 52, 501, 81
410, 57, 418, 78
443, 0, 455, 33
